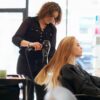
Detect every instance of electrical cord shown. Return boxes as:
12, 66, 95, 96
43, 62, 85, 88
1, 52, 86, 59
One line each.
25, 48, 34, 80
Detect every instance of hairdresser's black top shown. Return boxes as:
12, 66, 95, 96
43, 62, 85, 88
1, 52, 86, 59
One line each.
12, 17, 56, 60
60, 64, 100, 96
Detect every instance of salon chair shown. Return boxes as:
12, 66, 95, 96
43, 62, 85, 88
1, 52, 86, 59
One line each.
76, 94, 100, 100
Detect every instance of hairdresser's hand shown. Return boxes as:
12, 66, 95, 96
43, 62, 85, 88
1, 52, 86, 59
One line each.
29, 42, 43, 51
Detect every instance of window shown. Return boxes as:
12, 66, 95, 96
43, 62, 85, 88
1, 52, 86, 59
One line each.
67, 0, 100, 74
0, 0, 28, 74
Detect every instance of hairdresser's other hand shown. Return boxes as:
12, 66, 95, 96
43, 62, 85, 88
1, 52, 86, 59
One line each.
30, 42, 43, 51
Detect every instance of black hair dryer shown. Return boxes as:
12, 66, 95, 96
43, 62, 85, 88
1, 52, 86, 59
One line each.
42, 40, 51, 64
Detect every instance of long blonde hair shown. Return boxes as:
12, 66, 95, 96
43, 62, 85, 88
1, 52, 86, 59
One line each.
35, 36, 76, 88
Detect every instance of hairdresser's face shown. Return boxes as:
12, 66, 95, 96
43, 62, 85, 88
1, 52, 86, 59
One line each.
72, 39, 82, 57
44, 11, 58, 25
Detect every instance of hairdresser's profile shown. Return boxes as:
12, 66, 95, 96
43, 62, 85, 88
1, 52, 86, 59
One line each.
12, 1, 62, 100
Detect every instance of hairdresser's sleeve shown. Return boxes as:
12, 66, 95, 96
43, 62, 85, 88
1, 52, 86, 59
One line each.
12, 17, 32, 47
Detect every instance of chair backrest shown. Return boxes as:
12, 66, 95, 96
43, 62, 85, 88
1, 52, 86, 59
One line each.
44, 86, 77, 100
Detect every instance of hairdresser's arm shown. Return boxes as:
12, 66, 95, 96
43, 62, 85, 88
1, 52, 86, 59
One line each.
12, 17, 32, 47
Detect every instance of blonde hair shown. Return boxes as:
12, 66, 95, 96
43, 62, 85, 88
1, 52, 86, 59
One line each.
35, 36, 76, 88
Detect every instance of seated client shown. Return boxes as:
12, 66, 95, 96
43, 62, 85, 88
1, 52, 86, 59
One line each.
34, 36, 100, 98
